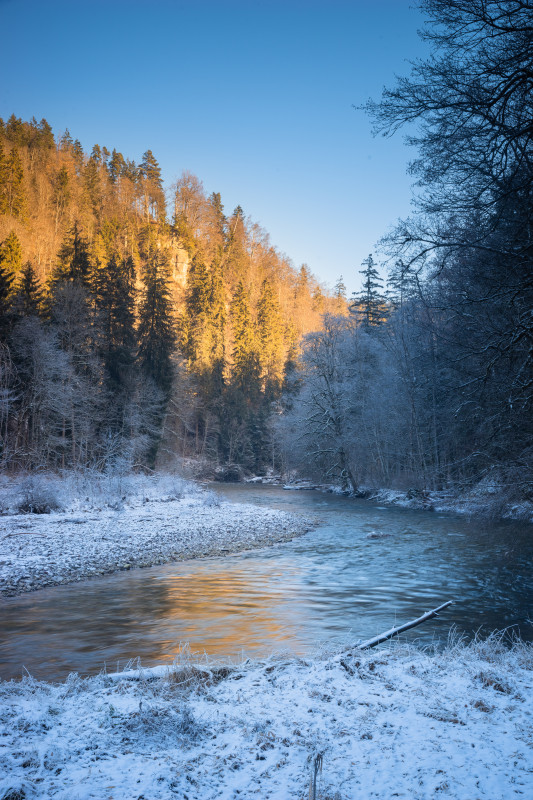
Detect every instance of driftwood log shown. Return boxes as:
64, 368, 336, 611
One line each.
354, 600, 454, 651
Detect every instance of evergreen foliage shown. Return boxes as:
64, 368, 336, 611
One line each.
51, 223, 92, 287
0, 115, 334, 473
230, 280, 260, 396
0, 231, 23, 274
137, 236, 176, 397
350, 254, 386, 327
13, 262, 44, 318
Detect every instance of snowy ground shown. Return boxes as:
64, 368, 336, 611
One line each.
0, 636, 531, 800
0, 473, 313, 597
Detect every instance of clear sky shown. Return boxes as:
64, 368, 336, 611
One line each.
0, 0, 428, 296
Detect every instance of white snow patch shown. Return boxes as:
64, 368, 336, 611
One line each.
0, 636, 531, 799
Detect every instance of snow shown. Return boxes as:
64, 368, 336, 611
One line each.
0, 636, 531, 799
0, 474, 314, 597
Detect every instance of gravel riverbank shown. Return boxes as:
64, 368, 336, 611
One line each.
0, 496, 314, 597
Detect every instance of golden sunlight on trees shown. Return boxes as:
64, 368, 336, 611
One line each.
0, 116, 339, 474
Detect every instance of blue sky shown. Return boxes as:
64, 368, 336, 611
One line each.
1, 0, 428, 295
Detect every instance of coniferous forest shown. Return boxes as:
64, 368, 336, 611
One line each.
0, 2, 531, 507
0, 116, 337, 476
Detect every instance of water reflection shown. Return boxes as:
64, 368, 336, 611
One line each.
1, 484, 532, 680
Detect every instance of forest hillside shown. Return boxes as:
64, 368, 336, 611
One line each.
0, 115, 343, 475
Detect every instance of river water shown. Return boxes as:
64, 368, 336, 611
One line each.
1, 484, 532, 680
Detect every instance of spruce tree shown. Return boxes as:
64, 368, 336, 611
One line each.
51, 223, 92, 288
108, 149, 125, 184
5, 148, 26, 218
350, 254, 386, 327
0, 142, 8, 214
257, 278, 284, 395
0, 246, 14, 341
37, 118, 55, 150
183, 254, 213, 368
12, 262, 44, 317
312, 284, 325, 314
72, 140, 85, 173
230, 280, 260, 395
0, 232, 23, 275
209, 192, 226, 240
92, 252, 137, 395
137, 242, 176, 397
83, 157, 102, 218
60, 129, 74, 152
333, 275, 347, 313
53, 166, 71, 229
209, 256, 226, 396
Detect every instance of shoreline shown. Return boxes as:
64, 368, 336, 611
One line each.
1, 637, 531, 798
243, 475, 533, 523
0, 496, 314, 598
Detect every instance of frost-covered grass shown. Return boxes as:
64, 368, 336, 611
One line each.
0, 635, 531, 799
0, 470, 212, 516
0, 472, 313, 596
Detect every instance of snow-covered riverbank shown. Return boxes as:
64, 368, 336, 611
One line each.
0, 474, 314, 597
1, 636, 531, 799
278, 475, 533, 523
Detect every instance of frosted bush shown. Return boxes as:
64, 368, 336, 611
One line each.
201, 490, 221, 508
12, 475, 63, 515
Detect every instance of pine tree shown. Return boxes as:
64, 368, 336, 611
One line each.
108, 149, 125, 184
90, 144, 102, 165
350, 254, 386, 327
139, 150, 165, 221
137, 241, 176, 397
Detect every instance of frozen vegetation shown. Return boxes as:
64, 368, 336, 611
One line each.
0, 472, 314, 596
0, 635, 531, 799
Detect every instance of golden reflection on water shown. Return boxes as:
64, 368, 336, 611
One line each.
142, 564, 306, 665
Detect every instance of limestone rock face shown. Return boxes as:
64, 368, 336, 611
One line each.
169, 239, 189, 287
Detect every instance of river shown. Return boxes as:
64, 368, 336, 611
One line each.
1, 484, 532, 680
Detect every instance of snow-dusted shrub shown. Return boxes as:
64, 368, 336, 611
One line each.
13, 475, 63, 515
201, 489, 221, 508
115, 702, 204, 743
0, 779, 34, 800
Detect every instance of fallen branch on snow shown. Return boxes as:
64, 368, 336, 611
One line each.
354, 600, 454, 651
